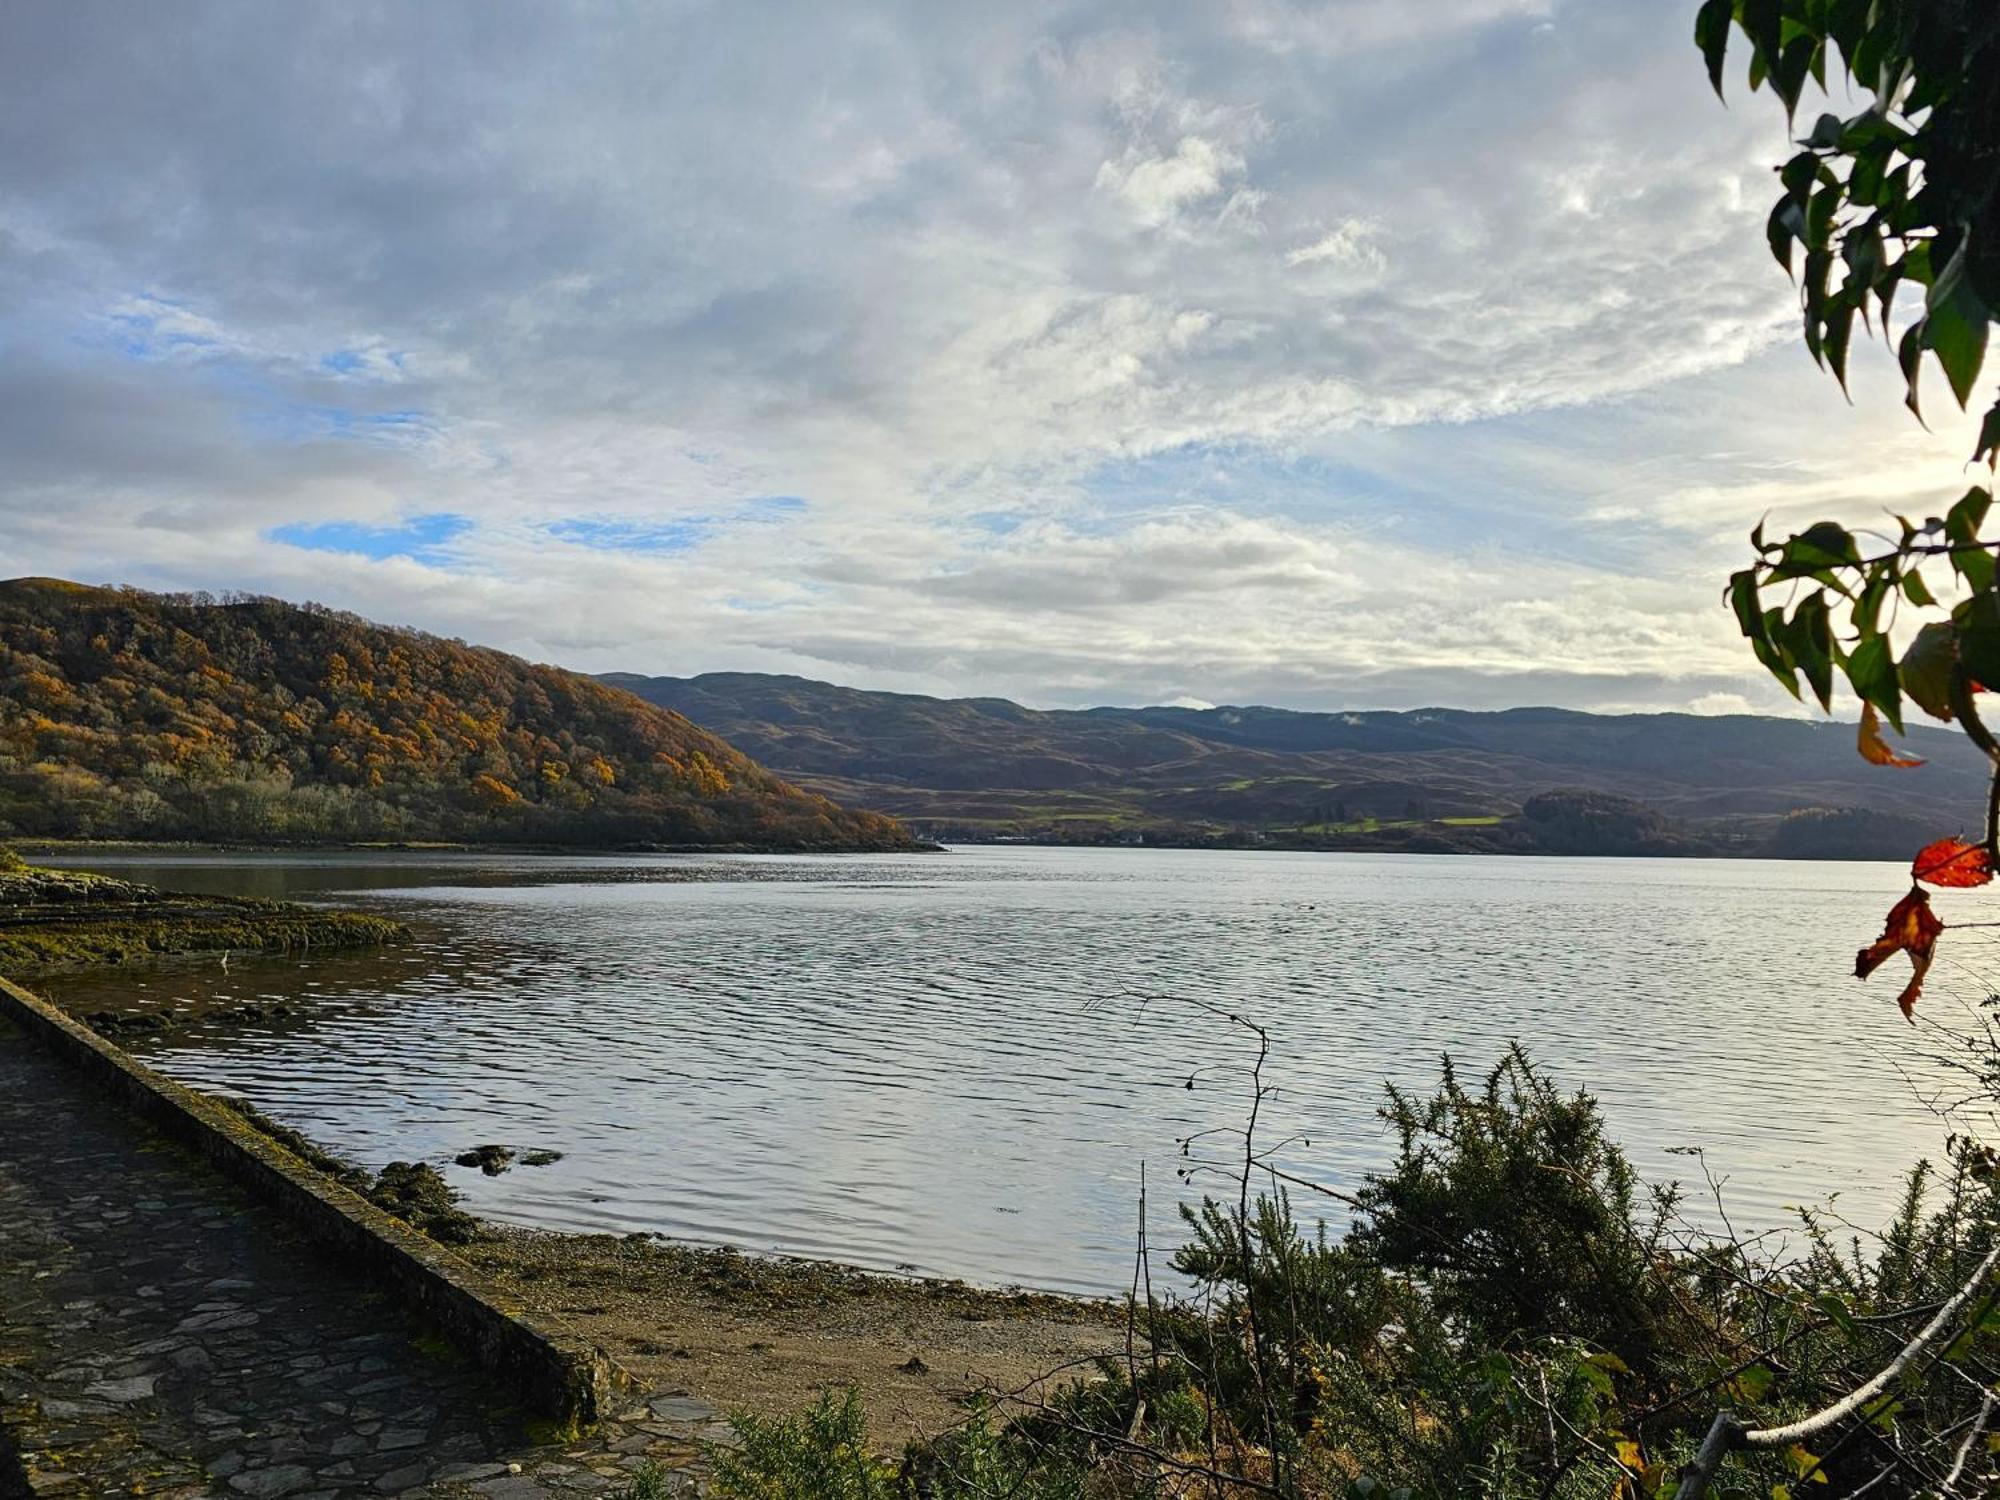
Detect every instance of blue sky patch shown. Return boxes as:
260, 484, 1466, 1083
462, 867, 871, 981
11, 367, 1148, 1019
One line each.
267, 512, 472, 563
548, 517, 712, 553
547, 496, 809, 555
741, 495, 808, 519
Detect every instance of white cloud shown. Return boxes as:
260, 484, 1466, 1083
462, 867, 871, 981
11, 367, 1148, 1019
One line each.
1097, 135, 1246, 229
1685, 692, 1760, 716
0, 0, 1967, 718
1284, 219, 1385, 273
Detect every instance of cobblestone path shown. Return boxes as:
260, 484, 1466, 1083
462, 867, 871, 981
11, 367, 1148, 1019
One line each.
0, 1022, 722, 1499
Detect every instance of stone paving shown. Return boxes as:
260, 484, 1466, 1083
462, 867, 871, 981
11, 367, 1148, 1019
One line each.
0, 1022, 725, 1499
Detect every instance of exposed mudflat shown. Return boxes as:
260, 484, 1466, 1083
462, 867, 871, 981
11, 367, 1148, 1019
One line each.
468, 1226, 1129, 1444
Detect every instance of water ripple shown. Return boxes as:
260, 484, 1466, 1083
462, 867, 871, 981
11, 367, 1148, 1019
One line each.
31, 847, 2000, 1294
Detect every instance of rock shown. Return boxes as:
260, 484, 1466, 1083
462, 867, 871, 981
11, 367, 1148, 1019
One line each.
84, 1374, 157, 1402
228, 1465, 315, 1497
897, 1355, 930, 1375
647, 1396, 716, 1423
520, 1150, 564, 1167
454, 1144, 516, 1176
435, 1463, 507, 1482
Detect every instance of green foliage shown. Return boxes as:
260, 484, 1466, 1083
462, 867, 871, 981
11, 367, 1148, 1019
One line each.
709, 1389, 901, 1500
1346, 1046, 1687, 1381
1696, 0, 1998, 448
609, 1462, 675, 1500
710, 1389, 1095, 1500
1708, 4, 1998, 741
734, 1052, 1999, 1497
0, 578, 913, 850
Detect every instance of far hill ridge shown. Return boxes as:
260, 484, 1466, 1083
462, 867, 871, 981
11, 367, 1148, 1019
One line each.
604, 670, 1988, 858
0, 580, 915, 851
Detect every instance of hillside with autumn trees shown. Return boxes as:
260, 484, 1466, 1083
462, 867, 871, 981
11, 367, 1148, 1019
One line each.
0, 578, 916, 850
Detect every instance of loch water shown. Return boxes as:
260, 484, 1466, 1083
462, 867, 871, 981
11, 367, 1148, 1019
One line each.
31, 846, 1996, 1294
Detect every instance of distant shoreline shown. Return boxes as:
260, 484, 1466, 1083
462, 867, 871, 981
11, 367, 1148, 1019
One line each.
10, 833, 1913, 862
9, 835, 947, 858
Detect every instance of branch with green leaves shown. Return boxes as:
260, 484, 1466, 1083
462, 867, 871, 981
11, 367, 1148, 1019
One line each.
1695, 0, 1998, 456
1701, 0, 1999, 1023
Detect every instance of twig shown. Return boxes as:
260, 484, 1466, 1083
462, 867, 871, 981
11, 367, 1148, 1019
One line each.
1673, 1241, 2000, 1498
1943, 1389, 1995, 1496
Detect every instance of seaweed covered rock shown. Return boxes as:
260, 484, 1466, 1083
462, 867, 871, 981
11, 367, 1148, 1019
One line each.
0, 856, 405, 973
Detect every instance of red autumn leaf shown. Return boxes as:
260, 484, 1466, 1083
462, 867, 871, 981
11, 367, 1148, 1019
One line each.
1857, 703, 1926, 768
1912, 837, 1994, 889
1855, 885, 1945, 1020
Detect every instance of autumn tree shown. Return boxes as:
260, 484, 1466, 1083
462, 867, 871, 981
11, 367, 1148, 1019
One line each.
1706, 0, 2000, 1016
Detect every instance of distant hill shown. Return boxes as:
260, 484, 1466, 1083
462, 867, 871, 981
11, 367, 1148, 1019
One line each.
0, 580, 914, 850
604, 670, 1992, 857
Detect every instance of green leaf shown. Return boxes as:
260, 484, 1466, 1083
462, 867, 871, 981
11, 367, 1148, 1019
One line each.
1766, 201, 1796, 276
1902, 569, 1936, 607
1780, 149, 1820, 200
1900, 321, 1926, 421
1845, 632, 1902, 731
1806, 184, 1839, 251
1955, 592, 2000, 693
1757, 604, 1803, 698
1926, 247, 1992, 410
1826, 297, 1856, 395
1901, 622, 1957, 722
1948, 485, 1994, 536
1815, 1293, 1860, 1338
1789, 595, 1835, 709
1901, 240, 1934, 287
1790, 520, 1862, 567
1695, 0, 1734, 95
1945, 485, 1996, 593
1978, 401, 2000, 469
1730, 568, 1766, 640
1731, 1363, 1777, 1404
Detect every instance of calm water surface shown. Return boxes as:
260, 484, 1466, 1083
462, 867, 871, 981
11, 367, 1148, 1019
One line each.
32, 847, 2000, 1294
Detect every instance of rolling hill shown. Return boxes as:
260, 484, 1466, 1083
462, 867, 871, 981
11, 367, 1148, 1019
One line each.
0, 580, 915, 850
604, 671, 1995, 858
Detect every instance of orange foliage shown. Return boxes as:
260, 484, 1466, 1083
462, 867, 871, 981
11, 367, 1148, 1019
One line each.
0, 579, 912, 850
1855, 887, 1945, 1020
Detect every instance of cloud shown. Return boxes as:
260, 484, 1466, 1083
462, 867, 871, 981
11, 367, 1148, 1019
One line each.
1284, 220, 1385, 273
0, 0, 1970, 716
1097, 136, 1247, 229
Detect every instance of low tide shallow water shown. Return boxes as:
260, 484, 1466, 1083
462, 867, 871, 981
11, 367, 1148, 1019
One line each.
31, 846, 2000, 1294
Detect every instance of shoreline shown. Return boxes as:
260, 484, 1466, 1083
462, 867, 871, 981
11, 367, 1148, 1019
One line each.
464, 1223, 1127, 1443
12, 834, 1913, 863
9, 835, 947, 858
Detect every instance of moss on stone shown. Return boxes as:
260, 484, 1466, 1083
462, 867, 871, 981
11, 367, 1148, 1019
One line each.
215, 1095, 482, 1246
0, 859, 406, 974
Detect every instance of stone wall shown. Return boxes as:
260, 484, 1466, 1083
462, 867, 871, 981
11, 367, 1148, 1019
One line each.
0, 975, 631, 1430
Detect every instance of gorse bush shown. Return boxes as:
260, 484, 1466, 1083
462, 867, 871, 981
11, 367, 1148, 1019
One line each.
1345, 1045, 1688, 1383
712, 1048, 2000, 1498
709, 1390, 1089, 1500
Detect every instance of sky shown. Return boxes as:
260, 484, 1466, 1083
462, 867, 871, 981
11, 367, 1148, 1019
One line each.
0, 0, 1985, 715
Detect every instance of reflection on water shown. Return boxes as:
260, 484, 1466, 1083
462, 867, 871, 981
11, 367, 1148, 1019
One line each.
30, 847, 1999, 1293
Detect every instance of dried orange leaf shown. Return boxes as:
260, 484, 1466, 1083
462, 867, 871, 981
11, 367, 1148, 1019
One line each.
1856, 886, 1944, 1020
1858, 703, 1926, 767
1913, 837, 1993, 888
